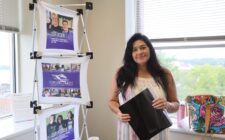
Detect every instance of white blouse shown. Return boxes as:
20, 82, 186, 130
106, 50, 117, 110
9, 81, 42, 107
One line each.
117, 77, 169, 140
132, 77, 166, 99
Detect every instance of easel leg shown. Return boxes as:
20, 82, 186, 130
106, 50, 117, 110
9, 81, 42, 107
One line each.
80, 105, 89, 140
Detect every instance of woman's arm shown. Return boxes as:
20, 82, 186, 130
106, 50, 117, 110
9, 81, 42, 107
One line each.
108, 74, 130, 122
165, 70, 179, 113
152, 70, 179, 113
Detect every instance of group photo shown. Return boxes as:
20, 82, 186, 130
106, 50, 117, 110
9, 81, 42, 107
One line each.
42, 88, 81, 98
46, 110, 75, 140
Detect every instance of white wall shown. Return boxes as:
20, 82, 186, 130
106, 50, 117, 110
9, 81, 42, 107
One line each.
85, 0, 125, 139
18, 0, 34, 93
18, 0, 125, 140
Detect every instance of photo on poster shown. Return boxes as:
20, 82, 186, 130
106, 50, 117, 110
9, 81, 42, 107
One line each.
39, 105, 79, 140
46, 11, 74, 51
38, 1, 79, 55
37, 56, 90, 105
42, 63, 81, 98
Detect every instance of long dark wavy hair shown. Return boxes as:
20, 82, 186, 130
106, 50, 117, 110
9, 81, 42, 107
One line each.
116, 33, 169, 98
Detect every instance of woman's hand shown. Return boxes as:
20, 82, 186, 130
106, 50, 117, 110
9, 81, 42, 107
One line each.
117, 112, 131, 122
152, 98, 167, 110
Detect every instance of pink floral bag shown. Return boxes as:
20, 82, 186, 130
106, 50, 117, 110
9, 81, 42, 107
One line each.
186, 95, 225, 134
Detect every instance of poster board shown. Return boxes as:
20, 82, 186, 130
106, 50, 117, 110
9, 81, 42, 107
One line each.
38, 1, 79, 55
37, 56, 90, 105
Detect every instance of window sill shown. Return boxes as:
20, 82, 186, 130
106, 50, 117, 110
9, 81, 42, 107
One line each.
0, 117, 34, 139
1, 116, 225, 140
169, 123, 225, 139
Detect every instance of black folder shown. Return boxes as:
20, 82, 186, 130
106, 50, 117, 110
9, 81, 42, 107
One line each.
119, 88, 172, 140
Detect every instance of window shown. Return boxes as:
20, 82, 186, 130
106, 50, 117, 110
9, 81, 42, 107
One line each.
0, 31, 17, 118
136, 0, 225, 100
0, 0, 19, 119
156, 47, 225, 100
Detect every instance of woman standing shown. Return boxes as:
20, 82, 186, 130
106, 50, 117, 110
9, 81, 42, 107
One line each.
108, 33, 179, 140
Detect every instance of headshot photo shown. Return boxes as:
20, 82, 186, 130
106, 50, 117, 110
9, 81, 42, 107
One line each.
46, 10, 74, 50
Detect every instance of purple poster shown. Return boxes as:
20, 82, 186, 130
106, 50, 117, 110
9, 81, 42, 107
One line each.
42, 63, 81, 98
46, 10, 74, 50
46, 109, 76, 140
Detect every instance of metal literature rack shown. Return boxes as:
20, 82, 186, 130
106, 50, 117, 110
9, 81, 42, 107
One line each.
28, 0, 93, 139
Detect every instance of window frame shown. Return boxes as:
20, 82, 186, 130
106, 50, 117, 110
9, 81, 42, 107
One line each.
134, 0, 225, 49
11, 33, 17, 93
130, 0, 225, 98
0, 31, 18, 118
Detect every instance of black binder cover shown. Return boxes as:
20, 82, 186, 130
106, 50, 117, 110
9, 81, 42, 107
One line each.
119, 88, 172, 140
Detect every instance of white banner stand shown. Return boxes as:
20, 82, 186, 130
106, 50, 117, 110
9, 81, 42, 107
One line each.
28, 1, 94, 140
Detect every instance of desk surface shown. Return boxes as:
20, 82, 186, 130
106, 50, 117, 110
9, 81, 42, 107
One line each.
1, 116, 225, 140
170, 122, 225, 139
0, 117, 34, 139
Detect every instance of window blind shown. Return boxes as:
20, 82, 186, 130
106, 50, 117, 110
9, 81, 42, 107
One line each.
0, 0, 19, 32
136, 0, 225, 40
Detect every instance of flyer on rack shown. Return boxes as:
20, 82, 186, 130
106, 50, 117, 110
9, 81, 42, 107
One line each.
38, 1, 79, 55
37, 56, 90, 105
39, 105, 80, 140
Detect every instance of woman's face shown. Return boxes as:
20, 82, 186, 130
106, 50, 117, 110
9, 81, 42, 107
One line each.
132, 40, 150, 66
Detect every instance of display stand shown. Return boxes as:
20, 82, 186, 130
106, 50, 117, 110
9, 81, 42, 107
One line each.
28, 0, 94, 139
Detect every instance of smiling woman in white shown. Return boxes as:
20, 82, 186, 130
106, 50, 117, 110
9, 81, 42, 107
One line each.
109, 33, 179, 140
